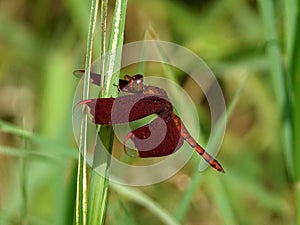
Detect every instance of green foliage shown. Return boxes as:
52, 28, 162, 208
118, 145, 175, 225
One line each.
0, 0, 298, 225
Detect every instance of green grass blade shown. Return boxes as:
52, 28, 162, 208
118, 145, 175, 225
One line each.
257, 0, 286, 106
88, 1, 128, 225
87, 0, 110, 222
75, 0, 99, 224
20, 137, 28, 225
174, 169, 202, 222
98, 0, 108, 89
290, 1, 300, 224
0, 120, 78, 159
111, 198, 138, 225
88, 129, 113, 225
258, 0, 294, 178
260, 1, 298, 223
0, 120, 33, 139
175, 75, 247, 223
284, 0, 297, 65
209, 175, 236, 225
104, 0, 128, 97
111, 183, 181, 225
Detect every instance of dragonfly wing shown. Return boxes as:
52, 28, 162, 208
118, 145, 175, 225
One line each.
80, 98, 115, 125
73, 70, 101, 86
126, 116, 184, 157
81, 95, 173, 124
73, 70, 139, 92
127, 96, 172, 122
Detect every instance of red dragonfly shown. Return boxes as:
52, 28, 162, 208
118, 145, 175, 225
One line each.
74, 71, 224, 172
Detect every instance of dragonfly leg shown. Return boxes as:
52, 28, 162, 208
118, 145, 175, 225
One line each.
123, 132, 138, 157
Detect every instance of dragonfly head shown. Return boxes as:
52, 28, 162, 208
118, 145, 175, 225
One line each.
121, 74, 144, 93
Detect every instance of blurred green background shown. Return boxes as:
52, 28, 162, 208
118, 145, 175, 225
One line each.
0, 0, 298, 224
